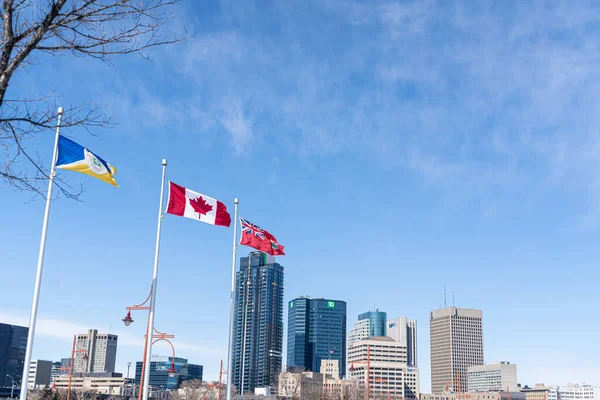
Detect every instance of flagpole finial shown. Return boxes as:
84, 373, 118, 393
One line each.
234, 198, 239, 204
162, 159, 167, 166
57, 107, 64, 115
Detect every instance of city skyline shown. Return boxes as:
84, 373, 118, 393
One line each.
3, 0, 600, 393
0, 298, 600, 394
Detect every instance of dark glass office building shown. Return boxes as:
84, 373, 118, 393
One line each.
287, 297, 346, 378
232, 252, 284, 394
0, 323, 28, 388
134, 357, 202, 390
358, 310, 387, 337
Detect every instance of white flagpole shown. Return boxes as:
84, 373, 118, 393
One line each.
226, 199, 239, 400
142, 159, 168, 400
20, 107, 64, 400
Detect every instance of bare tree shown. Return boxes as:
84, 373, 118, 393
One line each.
171, 380, 220, 400
228, 383, 237, 400
71, 389, 98, 400
0, 0, 185, 198
340, 383, 363, 400
26, 387, 93, 400
301, 382, 322, 400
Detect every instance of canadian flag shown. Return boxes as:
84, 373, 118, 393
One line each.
166, 182, 231, 227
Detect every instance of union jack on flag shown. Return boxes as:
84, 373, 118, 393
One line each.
240, 218, 266, 239
239, 217, 286, 256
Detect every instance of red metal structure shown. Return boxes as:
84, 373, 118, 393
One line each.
122, 286, 153, 400
66, 335, 89, 400
149, 328, 177, 377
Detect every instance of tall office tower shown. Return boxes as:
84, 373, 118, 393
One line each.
74, 329, 118, 374
287, 297, 347, 378
348, 337, 419, 399
359, 310, 387, 337
387, 317, 418, 367
348, 309, 387, 345
0, 323, 28, 388
430, 307, 483, 394
232, 252, 284, 394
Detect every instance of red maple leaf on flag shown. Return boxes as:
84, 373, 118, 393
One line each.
189, 195, 213, 215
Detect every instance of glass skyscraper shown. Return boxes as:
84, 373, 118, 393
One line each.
358, 310, 387, 337
134, 357, 203, 390
287, 297, 347, 378
232, 252, 284, 394
0, 323, 28, 388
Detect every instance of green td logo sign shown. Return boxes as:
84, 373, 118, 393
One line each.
327, 301, 335, 308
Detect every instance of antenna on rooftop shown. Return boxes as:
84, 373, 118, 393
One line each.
444, 285, 447, 308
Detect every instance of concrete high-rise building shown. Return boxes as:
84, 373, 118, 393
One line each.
0, 323, 28, 388
27, 360, 52, 389
74, 329, 118, 374
349, 319, 370, 345
430, 307, 483, 394
348, 309, 386, 346
232, 252, 284, 394
348, 337, 419, 399
387, 317, 418, 367
134, 356, 203, 390
287, 297, 346, 377
467, 362, 517, 392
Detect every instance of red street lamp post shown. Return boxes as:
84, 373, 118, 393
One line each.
66, 342, 89, 400
123, 289, 177, 396
123, 287, 153, 400
147, 328, 178, 378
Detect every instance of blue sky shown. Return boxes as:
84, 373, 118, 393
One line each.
2, 0, 600, 392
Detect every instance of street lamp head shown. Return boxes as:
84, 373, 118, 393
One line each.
167, 362, 177, 378
122, 311, 134, 326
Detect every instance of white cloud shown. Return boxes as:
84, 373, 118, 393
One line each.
0, 311, 222, 355
219, 101, 254, 153
73, 0, 600, 224
0, 312, 90, 341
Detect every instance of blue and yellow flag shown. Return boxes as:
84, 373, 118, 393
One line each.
55, 136, 118, 187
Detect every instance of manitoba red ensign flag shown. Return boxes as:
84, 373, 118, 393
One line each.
240, 217, 285, 256
166, 182, 231, 227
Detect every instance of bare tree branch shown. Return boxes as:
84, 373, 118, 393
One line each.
0, 0, 186, 199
